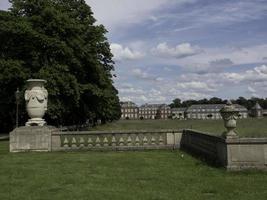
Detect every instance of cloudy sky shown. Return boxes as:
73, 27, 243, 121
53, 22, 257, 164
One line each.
1, 0, 267, 105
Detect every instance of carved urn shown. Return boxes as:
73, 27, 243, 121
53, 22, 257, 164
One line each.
220, 100, 239, 138
25, 79, 48, 126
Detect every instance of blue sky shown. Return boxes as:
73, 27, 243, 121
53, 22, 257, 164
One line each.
1, 0, 267, 105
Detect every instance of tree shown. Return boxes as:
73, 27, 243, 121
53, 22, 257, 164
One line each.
0, 0, 120, 132
208, 97, 223, 104
169, 98, 181, 108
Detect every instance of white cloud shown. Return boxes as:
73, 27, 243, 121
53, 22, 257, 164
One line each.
118, 87, 167, 105
223, 65, 267, 83
131, 68, 163, 82
178, 44, 267, 73
209, 58, 234, 68
152, 42, 202, 59
255, 65, 267, 74
132, 68, 149, 79
179, 65, 267, 85
248, 86, 256, 93
168, 88, 212, 100
156, 0, 267, 31
110, 43, 144, 61
176, 81, 217, 92
86, 0, 192, 31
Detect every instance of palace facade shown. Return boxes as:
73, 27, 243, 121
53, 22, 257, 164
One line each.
120, 102, 249, 120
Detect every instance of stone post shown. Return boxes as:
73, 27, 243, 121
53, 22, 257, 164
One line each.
220, 100, 239, 138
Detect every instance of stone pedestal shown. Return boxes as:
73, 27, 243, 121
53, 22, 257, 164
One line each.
9, 126, 55, 152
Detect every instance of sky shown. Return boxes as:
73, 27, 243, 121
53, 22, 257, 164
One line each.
1, 0, 267, 105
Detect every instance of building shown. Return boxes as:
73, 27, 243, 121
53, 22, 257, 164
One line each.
138, 104, 171, 119
250, 102, 263, 118
235, 104, 248, 118
158, 104, 172, 119
120, 101, 139, 119
185, 104, 248, 120
139, 104, 160, 119
171, 107, 187, 119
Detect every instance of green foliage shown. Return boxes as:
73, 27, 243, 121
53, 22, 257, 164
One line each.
0, 0, 121, 131
170, 96, 267, 109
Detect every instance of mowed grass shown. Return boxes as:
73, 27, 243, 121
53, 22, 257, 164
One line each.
91, 118, 267, 137
1, 141, 267, 200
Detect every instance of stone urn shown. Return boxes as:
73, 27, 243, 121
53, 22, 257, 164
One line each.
220, 100, 239, 138
25, 79, 48, 126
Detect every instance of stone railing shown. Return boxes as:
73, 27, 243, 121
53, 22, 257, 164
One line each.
181, 129, 267, 170
51, 130, 183, 151
181, 129, 226, 164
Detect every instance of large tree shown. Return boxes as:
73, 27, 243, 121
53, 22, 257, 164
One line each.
0, 0, 121, 132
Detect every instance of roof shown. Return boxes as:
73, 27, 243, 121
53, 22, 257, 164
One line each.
186, 104, 225, 111
233, 104, 248, 111
120, 101, 138, 108
140, 104, 165, 108
252, 102, 262, 110
186, 104, 247, 112
171, 107, 187, 112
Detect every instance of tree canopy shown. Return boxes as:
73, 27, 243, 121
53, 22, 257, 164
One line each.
170, 97, 267, 110
0, 0, 121, 132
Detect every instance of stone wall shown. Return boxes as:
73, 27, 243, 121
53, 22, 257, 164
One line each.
181, 129, 267, 170
225, 137, 267, 170
10, 126, 56, 152
51, 130, 182, 151
180, 129, 226, 165
9, 127, 267, 170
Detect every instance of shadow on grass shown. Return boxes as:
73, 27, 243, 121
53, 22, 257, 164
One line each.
180, 147, 222, 168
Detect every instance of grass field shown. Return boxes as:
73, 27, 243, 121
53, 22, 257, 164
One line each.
1, 140, 267, 200
91, 118, 267, 137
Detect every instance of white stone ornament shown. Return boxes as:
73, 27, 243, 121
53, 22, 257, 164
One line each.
25, 79, 48, 126
220, 100, 239, 138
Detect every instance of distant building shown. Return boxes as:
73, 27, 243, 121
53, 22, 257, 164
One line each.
235, 104, 249, 118
139, 104, 171, 119
120, 101, 139, 119
158, 104, 172, 119
171, 107, 187, 119
120, 101, 249, 120
250, 102, 263, 118
185, 104, 248, 120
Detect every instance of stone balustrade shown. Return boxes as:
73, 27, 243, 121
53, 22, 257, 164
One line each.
51, 130, 183, 151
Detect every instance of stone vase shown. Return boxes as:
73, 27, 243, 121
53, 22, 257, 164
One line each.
220, 101, 239, 138
25, 79, 48, 126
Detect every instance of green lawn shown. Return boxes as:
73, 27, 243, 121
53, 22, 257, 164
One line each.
91, 118, 267, 137
1, 141, 267, 200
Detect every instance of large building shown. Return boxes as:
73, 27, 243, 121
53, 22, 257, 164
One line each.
158, 104, 172, 119
120, 101, 139, 120
120, 102, 249, 120
185, 104, 248, 120
138, 104, 171, 119
171, 107, 187, 119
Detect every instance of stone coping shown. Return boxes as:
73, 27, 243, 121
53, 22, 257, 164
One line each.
183, 129, 225, 142
53, 129, 183, 135
226, 137, 267, 144
183, 129, 267, 144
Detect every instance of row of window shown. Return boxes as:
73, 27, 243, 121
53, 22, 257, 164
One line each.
187, 113, 248, 119
121, 114, 138, 118
121, 109, 138, 113
190, 108, 221, 112
122, 109, 171, 114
